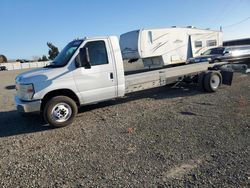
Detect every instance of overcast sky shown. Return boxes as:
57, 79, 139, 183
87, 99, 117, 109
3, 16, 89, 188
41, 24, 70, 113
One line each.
0, 0, 250, 59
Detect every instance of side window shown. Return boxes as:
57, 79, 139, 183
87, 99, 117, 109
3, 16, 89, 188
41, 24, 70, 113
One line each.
85, 41, 109, 66
207, 40, 217, 47
209, 48, 224, 55
195, 41, 202, 48
148, 31, 153, 44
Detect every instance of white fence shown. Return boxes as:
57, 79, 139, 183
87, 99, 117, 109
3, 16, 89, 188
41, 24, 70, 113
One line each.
0, 61, 51, 71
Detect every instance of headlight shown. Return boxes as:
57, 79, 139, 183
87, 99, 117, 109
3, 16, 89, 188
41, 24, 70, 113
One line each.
16, 83, 35, 101
207, 58, 212, 61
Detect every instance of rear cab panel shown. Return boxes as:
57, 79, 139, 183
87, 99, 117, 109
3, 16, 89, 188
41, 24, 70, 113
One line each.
108, 36, 125, 97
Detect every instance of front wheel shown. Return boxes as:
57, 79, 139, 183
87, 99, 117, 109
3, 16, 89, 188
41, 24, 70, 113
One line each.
43, 96, 78, 127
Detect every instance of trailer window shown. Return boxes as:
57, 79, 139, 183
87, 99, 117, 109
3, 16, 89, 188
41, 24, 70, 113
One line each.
207, 40, 217, 47
148, 31, 153, 44
195, 41, 202, 48
84, 41, 109, 66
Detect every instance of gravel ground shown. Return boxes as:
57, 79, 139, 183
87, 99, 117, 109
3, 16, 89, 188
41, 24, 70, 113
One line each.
0, 69, 249, 187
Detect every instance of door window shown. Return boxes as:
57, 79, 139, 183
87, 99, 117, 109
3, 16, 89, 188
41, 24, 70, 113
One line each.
85, 41, 109, 66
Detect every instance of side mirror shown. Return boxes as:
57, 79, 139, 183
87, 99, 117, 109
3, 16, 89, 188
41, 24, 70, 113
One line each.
224, 51, 229, 55
200, 52, 203, 55
75, 47, 91, 69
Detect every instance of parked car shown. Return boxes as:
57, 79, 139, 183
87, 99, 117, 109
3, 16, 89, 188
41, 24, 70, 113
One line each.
0, 66, 7, 71
187, 45, 250, 64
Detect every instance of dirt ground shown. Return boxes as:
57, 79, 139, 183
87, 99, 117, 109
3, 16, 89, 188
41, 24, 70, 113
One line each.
0, 69, 249, 187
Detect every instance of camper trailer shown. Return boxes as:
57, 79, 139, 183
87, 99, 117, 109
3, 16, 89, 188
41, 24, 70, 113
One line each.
120, 27, 222, 68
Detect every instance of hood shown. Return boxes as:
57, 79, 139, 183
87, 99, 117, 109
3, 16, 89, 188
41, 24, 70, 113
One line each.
16, 67, 73, 84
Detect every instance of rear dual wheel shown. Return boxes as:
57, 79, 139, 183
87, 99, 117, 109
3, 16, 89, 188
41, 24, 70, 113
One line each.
199, 71, 222, 92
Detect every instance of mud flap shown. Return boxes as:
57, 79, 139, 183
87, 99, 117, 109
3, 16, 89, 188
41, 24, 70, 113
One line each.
221, 70, 233, 85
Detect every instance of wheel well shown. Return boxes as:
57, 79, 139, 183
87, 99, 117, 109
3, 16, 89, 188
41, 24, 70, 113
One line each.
41, 89, 80, 111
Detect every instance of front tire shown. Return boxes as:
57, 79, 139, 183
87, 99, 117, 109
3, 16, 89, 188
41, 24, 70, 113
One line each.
43, 96, 78, 127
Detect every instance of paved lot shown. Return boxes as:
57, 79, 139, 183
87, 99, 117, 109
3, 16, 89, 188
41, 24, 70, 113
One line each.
0, 69, 249, 187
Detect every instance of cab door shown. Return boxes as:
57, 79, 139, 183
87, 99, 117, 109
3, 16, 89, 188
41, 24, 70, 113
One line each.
73, 39, 117, 104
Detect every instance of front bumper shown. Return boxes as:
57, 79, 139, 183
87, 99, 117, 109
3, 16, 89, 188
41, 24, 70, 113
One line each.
15, 96, 41, 113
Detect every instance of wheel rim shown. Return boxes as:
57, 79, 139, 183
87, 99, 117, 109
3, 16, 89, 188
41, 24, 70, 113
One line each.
51, 103, 72, 123
210, 74, 220, 89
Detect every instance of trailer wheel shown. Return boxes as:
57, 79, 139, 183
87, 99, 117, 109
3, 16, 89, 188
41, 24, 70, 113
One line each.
203, 71, 222, 92
43, 96, 78, 127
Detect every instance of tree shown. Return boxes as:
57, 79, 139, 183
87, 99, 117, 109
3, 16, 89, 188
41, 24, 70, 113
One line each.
47, 42, 59, 60
32, 56, 40, 61
0, 55, 7, 63
42, 55, 48, 61
38, 55, 49, 62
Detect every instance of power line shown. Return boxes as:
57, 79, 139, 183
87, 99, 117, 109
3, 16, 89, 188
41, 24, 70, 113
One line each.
212, 1, 234, 22
209, 0, 244, 30
223, 16, 250, 28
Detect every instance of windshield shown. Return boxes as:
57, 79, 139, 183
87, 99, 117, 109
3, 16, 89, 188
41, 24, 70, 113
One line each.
47, 40, 83, 67
203, 47, 225, 55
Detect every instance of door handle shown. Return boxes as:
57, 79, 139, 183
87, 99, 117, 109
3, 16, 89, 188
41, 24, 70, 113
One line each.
110, 72, 113, 79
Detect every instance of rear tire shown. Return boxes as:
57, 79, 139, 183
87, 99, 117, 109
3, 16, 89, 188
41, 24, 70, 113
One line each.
43, 96, 78, 128
198, 72, 206, 91
203, 71, 222, 92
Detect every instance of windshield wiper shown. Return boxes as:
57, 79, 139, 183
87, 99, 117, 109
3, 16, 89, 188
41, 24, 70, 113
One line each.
44, 64, 57, 68
44, 61, 63, 68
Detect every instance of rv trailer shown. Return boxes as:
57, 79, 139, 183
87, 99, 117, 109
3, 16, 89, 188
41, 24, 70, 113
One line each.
120, 27, 222, 68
